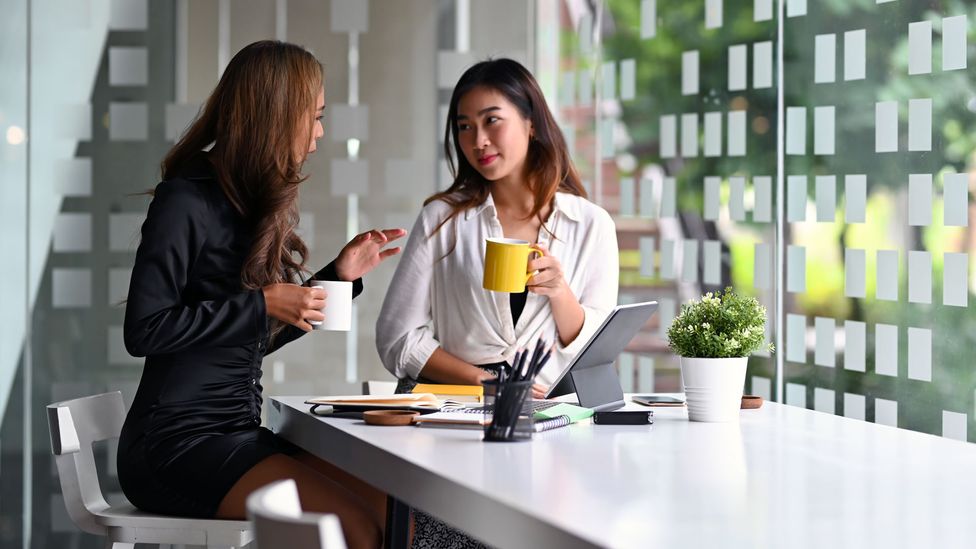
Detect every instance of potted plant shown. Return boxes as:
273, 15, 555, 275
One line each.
667, 288, 773, 422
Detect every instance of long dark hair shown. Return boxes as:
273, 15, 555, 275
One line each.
426, 58, 586, 237
161, 40, 322, 290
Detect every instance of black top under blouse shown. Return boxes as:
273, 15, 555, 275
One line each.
510, 289, 528, 326
116, 155, 363, 517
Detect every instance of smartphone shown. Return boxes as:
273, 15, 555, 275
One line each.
632, 395, 685, 407
592, 410, 653, 425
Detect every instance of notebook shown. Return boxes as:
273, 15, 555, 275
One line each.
464, 399, 561, 415
413, 411, 574, 433
305, 393, 452, 413
413, 402, 592, 431
412, 411, 489, 429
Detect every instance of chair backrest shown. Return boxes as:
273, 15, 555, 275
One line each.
246, 479, 347, 549
47, 391, 126, 535
361, 380, 397, 396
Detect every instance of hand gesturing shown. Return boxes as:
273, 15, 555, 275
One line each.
334, 228, 407, 281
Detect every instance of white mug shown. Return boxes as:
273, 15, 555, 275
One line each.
307, 280, 352, 331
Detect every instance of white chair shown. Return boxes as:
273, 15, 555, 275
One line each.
361, 380, 397, 396
47, 391, 254, 548
246, 479, 346, 549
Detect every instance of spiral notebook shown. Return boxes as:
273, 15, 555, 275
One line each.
413, 411, 573, 432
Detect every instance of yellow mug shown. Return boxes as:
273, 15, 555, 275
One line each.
483, 238, 543, 293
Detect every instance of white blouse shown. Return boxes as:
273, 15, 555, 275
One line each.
375, 191, 619, 386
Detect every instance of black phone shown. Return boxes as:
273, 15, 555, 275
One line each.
592, 410, 653, 425
632, 395, 685, 407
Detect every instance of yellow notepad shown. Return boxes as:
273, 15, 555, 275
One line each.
411, 384, 484, 403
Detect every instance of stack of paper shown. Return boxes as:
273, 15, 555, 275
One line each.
413, 410, 488, 429
306, 393, 443, 411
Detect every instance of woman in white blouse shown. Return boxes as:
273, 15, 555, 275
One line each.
376, 58, 619, 400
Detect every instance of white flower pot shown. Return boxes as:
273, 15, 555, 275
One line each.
679, 356, 748, 422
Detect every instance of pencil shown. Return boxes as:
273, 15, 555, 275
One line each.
524, 338, 545, 381
515, 347, 529, 379
531, 348, 553, 379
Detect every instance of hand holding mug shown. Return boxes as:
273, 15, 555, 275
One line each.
526, 243, 568, 298
262, 283, 326, 332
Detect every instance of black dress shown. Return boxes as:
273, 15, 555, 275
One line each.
117, 157, 362, 518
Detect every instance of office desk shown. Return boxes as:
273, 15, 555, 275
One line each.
269, 395, 976, 548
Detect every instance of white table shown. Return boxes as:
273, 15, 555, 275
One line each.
269, 395, 976, 549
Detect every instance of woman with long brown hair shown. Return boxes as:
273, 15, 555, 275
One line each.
375, 58, 618, 546
118, 41, 401, 548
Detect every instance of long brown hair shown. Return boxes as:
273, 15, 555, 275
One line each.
162, 40, 322, 289
427, 58, 586, 237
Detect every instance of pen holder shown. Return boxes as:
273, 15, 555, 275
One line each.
482, 379, 534, 442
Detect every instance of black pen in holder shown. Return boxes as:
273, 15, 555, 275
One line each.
482, 379, 534, 442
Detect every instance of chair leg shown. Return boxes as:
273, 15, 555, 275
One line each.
385, 496, 411, 549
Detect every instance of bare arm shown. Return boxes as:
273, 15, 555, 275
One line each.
527, 243, 585, 347
547, 287, 585, 347
418, 348, 495, 385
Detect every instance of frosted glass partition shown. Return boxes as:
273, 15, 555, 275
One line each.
542, 0, 975, 441
780, 1, 974, 441
545, 0, 777, 395
4, 1, 976, 546
1, 0, 534, 547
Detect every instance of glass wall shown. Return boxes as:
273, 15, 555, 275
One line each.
3, 0, 975, 546
541, 0, 975, 443
0, 0, 532, 546
538, 0, 778, 396
0, 0, 30, 546
779, 1, 976, 439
